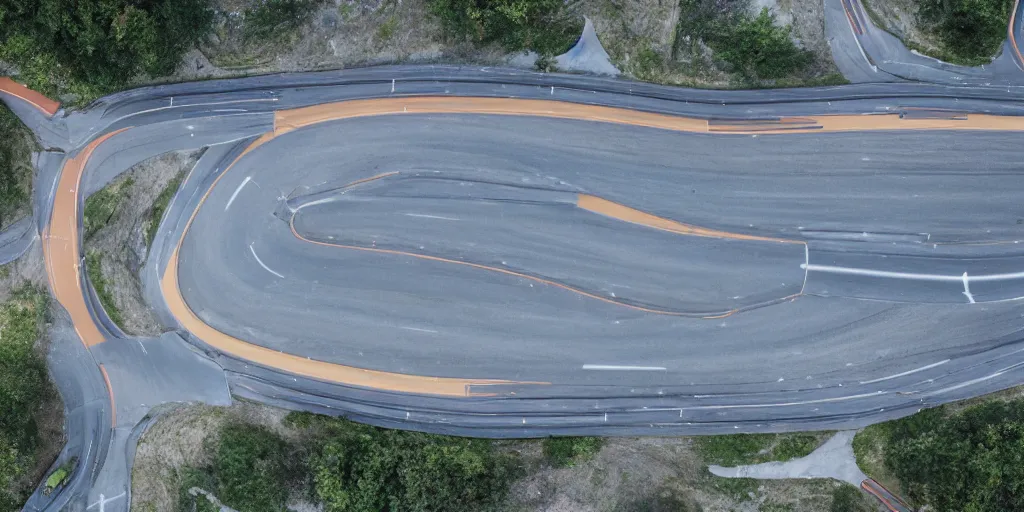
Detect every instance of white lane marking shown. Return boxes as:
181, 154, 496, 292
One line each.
88, 492, 126, 511
400, 326, 439, 333
962, 272, 976, 303
225, 176, 251, 211
582, 364, 667, 371
404, 213, 459, 221
391, 79, 396, 93
927, 371, 1008, 396
249, 243, 284, 278
799, 244, 809, 294
859, 359, 950, 384
681, 390, 885, 410
802, 263, 1024, 282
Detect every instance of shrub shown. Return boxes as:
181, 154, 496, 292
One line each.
428, 0, 581, 55
0, 107, 35, 229
293, 413, 520, 512
711, 8, 810, 81
542, 436, 603, 467
696, 433, 822, 466
213, 424, 289, 512
243, 0, 326, 43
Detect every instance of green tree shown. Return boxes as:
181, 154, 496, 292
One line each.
0, 0, 213, 99
882, 401, 1024, 511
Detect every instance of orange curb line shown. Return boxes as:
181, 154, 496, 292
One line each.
1011, 0, 1024, 71
99, 364, 116, 425
44, 129, 130, 348
0, 77, 60, 117
46, 96, 1024, 397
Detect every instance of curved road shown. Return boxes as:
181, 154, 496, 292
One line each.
5, 65, 1024, 510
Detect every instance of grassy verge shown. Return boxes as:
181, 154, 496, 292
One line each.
0, 106, 37, 230
0, 286, 57, 510
145, 172, 185, 247
85, 251, 124, 329
542, 436, 603, 467
696, 432, 829, 466
853, 392, 1024, 511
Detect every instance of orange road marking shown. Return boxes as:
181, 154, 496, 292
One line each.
577, 194, 800, 244
0, 77, 60, 117
1011, 0, 1024, 71
99, 364, 116, 425
43, 129, 130, 347
861, 480, 905, 512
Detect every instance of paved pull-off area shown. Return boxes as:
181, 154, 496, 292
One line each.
6, 9, 1024, 505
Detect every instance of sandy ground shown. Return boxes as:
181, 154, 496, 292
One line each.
132, 402, 878, 512
84, 150, 199, 337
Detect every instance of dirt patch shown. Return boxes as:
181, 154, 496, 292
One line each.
130, 401, 290, 512
83, 150, 200, 337
860, 0, 944, 55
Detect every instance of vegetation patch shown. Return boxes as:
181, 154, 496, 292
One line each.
83, 178, 135, 240
243, 0, 326, 43
0, 0, 213, 102
862, 0, 1012, 66
542, 436, 603, 467
0, 107, 36, 230
85, 251, 124, 329
0, 286, 54, 510
854, 397, 1024, 511
428, 0, 583, 55
696, 432, 826, 466
145, 172, 185, 247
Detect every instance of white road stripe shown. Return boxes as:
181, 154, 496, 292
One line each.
225, 176, 251, 211
404, 213, 459, 221
249, 243, 284, 278
802, 263, 1024, 282
962, 272, 976, 303
859, 359, 950, 384
582, 364, 667, 371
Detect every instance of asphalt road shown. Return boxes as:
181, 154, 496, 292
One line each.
5, 64, 1024, 512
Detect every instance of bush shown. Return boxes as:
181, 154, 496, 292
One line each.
918, 0, 1013, 64
291, 413, 520, 512
542, 436, 603, 467
213, 424, 289, 512
0, 0, 213, 100
428, 0, 581, 55
830, 484, 872, 512
878, 400, 1024, 511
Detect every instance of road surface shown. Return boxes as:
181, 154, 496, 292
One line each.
3, 60, 1024, 512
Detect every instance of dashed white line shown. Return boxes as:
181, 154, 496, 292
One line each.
225, 176, 251, 211
582, 364, 667, 371
404, 213, 459, 221
400, 326, 439, 334
249, 243, 284, 278
859, 359, 950, 384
